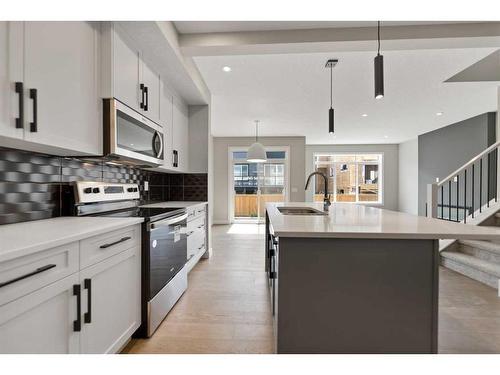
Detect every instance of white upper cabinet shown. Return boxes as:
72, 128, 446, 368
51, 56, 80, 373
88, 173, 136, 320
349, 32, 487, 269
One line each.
160, 79, 174, 169
20, 22, 101, 155
141, 61, 161, 124
0, 22, 24, 141
0, 21, 100, 156
103, 23, 162, 125
172, 96, 189, 172
112, 26, 141, 113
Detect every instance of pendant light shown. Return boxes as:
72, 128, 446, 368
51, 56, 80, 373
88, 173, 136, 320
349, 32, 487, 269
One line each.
374, 21, 384, 99
247, 120, 267, 163
325, 59, 338, 134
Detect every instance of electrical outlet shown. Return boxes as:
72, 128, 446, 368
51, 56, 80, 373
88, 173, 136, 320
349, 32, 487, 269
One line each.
144, 181, 149, 191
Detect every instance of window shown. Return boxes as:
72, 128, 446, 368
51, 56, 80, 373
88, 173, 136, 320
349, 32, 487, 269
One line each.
313, 153, 382, 204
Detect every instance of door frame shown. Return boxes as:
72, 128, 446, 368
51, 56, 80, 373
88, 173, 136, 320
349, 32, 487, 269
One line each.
228, 146, 290, 224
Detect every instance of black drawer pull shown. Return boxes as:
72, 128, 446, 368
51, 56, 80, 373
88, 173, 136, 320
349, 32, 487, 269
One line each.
15, 82, 23, 129
0, 264, 56, 289
29, 88, 37, 132
84, 278, 92, 324
140, 83, 145, 109
144, 86, 149, 111
187, 231, 194, 236
73, 284, 82, 332
99, 236, 132, 249
198, 245, 204, 250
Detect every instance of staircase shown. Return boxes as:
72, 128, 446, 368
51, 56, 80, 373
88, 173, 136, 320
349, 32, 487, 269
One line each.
427, 141, 500, 292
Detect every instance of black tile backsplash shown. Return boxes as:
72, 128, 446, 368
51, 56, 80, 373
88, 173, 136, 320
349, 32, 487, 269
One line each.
0, 146, 208, 225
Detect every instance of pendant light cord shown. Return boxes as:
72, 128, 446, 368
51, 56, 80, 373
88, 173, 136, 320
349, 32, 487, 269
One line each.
377, 21, 381, 56
255, 120, 259, 142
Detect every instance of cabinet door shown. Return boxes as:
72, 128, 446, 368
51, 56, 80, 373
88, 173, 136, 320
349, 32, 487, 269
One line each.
0, 22, 24, 140
160, 79, 173, 169
172, 97, 189, 172
22, 22, 100, 155
0, 273, 80, 354
113, 26, 141, 112
141, 60, 160, 123
79, 246, 141, 354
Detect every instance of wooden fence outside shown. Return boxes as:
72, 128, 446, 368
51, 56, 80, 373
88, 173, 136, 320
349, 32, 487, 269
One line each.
235, 194, 285, 217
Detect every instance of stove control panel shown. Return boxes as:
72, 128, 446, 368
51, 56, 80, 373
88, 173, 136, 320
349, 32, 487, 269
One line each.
74, 181, 140, 204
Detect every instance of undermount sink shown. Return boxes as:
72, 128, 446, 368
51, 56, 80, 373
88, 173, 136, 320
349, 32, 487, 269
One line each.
277, 206, 327, 216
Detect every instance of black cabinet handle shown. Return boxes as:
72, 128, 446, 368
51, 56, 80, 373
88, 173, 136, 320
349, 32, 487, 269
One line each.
99, 236, 132, 249
84, 278, 92, 324
73, 284, 82, 332
140, 83, 145, 109
0, 264, 56, 289
15, 82, 23, 129
186, 231, 194, 236
144, 86, 149, 111
29, 88, 37, 132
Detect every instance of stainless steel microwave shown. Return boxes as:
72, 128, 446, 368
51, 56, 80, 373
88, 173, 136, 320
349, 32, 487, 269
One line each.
103, 98, 164, 166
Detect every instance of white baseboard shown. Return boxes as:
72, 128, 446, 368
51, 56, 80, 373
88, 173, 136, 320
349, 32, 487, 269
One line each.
213, 219, 230, 225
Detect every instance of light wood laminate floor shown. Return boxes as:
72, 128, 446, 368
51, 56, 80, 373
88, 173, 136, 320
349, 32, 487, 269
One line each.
123, 224, 500, 354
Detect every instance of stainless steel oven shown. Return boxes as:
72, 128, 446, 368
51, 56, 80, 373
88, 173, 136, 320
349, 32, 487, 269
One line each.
103, 98, 164, 166
146, 211, 188, 336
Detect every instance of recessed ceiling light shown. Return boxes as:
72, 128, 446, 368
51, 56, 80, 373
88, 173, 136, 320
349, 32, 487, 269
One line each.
362, 114, 368, 117
384, 135, 388, 139
222, 66, 232, 72
436, 112, 443, 116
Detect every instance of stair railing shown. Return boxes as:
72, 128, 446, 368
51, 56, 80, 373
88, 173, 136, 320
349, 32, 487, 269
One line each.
427, 141, 500, 222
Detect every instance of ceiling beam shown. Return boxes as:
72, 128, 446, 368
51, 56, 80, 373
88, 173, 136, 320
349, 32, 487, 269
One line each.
179, 22, 500, 56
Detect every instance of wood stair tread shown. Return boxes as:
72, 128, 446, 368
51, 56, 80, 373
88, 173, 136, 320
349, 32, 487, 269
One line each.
459, 239, 500, 255
441, 250, 500, 278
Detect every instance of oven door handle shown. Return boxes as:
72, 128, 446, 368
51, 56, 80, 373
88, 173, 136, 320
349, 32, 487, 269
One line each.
149, 213, 188, 230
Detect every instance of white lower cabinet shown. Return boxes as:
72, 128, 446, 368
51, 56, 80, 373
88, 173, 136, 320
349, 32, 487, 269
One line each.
0, 224, 141, 354
186, 205, 207, 272
0, 273, 80, 354
79, 247, 141, 354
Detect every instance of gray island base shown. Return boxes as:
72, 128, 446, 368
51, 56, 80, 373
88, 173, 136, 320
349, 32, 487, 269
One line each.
265, 202, 500, 354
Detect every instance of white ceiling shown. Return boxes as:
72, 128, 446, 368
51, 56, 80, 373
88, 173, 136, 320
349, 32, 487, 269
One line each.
194, 47, 499, 144
174, 21, 467, 34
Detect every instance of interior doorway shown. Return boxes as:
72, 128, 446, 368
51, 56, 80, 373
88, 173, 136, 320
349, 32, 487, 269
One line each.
229, 147, 289, 223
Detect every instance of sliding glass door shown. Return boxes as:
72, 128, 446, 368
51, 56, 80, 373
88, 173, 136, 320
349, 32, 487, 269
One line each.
230, 149, 288, 223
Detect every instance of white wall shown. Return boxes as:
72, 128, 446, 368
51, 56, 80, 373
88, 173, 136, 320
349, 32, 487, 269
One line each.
213, 136, 306, 224
305, 144, 399, 211
398, 139, 419, 215
188, 105, 209, 173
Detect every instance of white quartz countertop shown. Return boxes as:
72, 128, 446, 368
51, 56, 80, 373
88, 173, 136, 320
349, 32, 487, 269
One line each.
266, 202, 500, 240
0, 216, 144, 263
140, 201, 207, 209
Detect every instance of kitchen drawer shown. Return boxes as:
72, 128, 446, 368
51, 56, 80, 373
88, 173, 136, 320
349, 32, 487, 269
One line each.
80, 225, 140, 269
187, 215, 205, 232
187, 229, 205, 260
187, 204, 206, 221
195, 205, 206, 216
0, 242, 79, 306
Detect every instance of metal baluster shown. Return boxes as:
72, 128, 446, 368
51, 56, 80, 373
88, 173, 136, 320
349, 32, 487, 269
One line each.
448, 180, 451, 221
487, 152, 490, 208
464, 169, 467, 223
472, 163, 475, 218
456, 175, 459, 222
440, 185, 444, 219
496, 148, 498, 203
479, 158, 482, 213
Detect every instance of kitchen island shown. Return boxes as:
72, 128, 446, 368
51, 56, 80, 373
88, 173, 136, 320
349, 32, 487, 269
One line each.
265, 202, 500, 354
